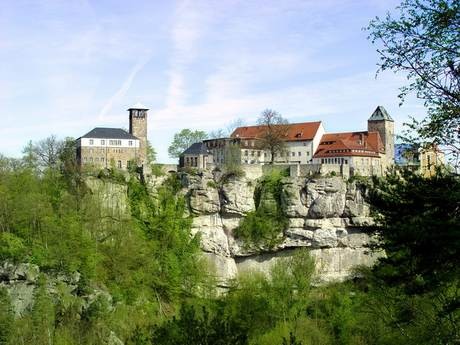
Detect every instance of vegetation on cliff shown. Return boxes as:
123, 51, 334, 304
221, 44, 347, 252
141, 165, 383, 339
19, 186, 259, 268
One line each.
234, 169, 289, 250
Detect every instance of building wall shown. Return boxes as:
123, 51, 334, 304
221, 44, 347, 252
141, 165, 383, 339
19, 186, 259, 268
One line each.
78, 145, 139, 170
419, 149, 445, 177
182, 154, 208, 169
312, 155, 383, 176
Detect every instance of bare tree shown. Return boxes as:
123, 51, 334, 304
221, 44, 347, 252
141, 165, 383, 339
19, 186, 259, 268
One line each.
226, 118, 245, 136
257, 109, 289, 164
208, 118, 246, 139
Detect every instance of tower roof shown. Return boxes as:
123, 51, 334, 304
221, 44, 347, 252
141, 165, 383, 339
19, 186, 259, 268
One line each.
369, 106, 393, 121
128, 102, 149, 110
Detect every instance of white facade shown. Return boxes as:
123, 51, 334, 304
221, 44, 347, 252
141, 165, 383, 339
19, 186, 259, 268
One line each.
79, 137, 140, 148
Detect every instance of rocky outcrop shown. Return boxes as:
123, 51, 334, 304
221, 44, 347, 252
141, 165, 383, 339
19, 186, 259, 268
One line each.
180, 172, 381, 285
0, 262, 111, 316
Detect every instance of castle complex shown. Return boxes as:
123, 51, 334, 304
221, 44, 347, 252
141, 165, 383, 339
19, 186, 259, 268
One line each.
76, 103, 149, 170
181, 106, 395, 177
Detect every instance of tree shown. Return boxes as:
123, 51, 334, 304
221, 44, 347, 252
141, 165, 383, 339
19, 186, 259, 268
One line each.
208, 118, 246, 139
257, 109, 289, 164
366, 0, 460, 169
364, 170, 460, 342
168, 129, 208, 158
146, 140, 157, 164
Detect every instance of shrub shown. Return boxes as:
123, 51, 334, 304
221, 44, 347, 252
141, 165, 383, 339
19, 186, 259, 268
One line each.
206, 180, 218, 189
235, 170, 288, 250
0, 232, 26, 262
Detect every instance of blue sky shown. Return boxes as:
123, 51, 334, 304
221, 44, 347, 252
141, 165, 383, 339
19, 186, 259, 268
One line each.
0, 0, 425, 163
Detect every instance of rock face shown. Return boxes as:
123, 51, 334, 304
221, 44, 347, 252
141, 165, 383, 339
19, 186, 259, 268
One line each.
180, 172, 381, 285
0, 262, 112, 317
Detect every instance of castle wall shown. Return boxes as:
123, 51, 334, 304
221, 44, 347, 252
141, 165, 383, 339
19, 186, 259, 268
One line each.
79, 146, 139, 170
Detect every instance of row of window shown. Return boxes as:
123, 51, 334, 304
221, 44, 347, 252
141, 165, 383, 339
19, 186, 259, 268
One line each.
88, 139, 134, 146
86, 148, 126, 154
242, 150, 310, 158
185, 156, 199, 167
83, 156, 124, 168
321, 158, 349, 164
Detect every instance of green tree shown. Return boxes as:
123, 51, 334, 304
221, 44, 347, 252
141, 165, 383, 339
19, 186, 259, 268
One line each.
167, 129, 208, 158
366, 0, 460, 169
365, 170, 460, 342
257, 109, 289, 164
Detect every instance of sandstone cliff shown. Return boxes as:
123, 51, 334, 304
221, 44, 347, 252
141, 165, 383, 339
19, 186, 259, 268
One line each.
176, 171, 381, 285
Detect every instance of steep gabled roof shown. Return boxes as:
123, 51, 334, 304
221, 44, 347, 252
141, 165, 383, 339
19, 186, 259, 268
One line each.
231, 121, 322, 141
80, 127, 139, 140
369, 106, 393, 121
313, 131, 384, 158
181, 142, 209, 156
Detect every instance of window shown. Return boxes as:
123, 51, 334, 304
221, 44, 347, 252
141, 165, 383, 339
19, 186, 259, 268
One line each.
101, 140, 105, 145
244, 150, 248, 156
89, 139, 94, 145
306, 151, 310, 156
251, 151, 254, 156
298, 152, 301, 156
117, 160, 122, 168
291, 152, 295, 157
129, 140, 133, 146
101, 157, 105, 162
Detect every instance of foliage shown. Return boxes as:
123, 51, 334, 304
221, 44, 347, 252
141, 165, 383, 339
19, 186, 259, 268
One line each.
366, 0, 460, 169
367, 170, 459, 292
362, 169, 460, 343
127, 173, 210, 303
0, 288, 13, 345
168, 129, 208, 158
152, 303, 249, 345
0, 232, 26, 262
146, 140, 157, 164
257, 109, 289, 164
235, 170, 289, 250
152, 250, 318, 345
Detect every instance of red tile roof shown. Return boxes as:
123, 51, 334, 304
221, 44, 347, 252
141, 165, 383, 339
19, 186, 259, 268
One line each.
313, 131, 384, 158
231, 121, 322, 141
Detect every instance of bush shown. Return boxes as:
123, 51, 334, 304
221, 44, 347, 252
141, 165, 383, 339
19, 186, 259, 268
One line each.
0, 232, 26, 262
235, 170, 288, 250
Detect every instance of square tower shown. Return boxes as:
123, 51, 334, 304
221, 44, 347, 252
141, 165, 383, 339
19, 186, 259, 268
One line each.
368, 105, 395, 167
128, 103, 149, 165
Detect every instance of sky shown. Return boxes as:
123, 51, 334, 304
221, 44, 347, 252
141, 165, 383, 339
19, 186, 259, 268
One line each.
0, 0, 426, 163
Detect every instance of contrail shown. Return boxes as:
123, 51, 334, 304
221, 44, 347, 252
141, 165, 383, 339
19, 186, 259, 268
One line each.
98, 54, 151, 121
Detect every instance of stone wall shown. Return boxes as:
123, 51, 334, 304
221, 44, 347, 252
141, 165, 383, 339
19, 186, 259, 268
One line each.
79, 146, 140, 170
